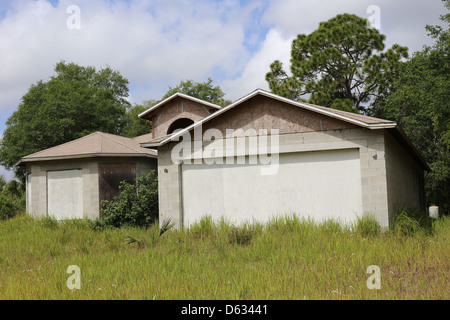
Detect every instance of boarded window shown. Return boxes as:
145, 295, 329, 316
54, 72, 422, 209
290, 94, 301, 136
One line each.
98, 163, 136, 211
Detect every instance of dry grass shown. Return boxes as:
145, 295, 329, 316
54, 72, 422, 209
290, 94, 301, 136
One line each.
0, 213, 448, 299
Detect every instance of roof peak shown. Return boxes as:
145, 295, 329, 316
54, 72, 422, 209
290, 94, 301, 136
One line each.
138, 92, 222, 119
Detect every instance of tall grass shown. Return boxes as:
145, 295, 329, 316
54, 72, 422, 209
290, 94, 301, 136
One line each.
0, 212, 448, 299
390, 205, 434, 236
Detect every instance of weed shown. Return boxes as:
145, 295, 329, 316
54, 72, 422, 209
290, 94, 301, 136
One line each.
229, 224, 258, 246
126, 219, 175, 248
355, 215, 380, 237
39, 216, 59, 229
0, 214, 448, 299
390, 206, 434, 236
188, 216, 215, 239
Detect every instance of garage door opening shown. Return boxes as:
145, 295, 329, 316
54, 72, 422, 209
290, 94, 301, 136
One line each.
181, 149, 363, 227
47, 169, 83, 220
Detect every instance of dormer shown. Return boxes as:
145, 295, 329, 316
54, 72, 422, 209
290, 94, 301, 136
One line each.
138, 92, 221, 140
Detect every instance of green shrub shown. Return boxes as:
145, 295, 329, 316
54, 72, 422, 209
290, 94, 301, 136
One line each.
89, 171, 158, 230
0, 180, 25, 221
0, 194, 20, 221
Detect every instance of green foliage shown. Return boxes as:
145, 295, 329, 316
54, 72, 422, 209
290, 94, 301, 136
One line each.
371, 1, 450, 214
162, 78, 231, 107
0, 61, 131, 179
266, 13, 408, 113
0, 177, 25, 221
159, 218, 175, 236
125, 219, 175, 248
121, 103, 153, 138
89, 171, 158, 230
0, 194, 19, 221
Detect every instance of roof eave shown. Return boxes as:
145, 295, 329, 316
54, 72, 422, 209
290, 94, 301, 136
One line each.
16, 152, 157, 166
151, 89, 397, 147
140, 142, 165, 148
388, 126, 431, 172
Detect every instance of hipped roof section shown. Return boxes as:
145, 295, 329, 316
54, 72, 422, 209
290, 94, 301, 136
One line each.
138, 92, 222, 119
139, 89, 429, 171
16, 132, 157, 166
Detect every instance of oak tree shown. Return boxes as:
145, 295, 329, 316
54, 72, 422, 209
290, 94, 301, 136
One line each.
0, 61, 131, 178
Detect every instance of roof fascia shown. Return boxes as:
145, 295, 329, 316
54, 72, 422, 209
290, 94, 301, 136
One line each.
16, 152, 157, 166
149, 89, 396, 147
138, 92, 222, 119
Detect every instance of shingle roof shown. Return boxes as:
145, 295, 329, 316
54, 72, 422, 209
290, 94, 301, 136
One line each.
302, 101, 394, 125
132, 132, 154, 144
134, 133, 172, 144
137, 89, 428, 171
17, 132, 157, 165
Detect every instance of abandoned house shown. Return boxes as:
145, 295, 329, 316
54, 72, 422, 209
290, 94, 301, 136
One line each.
139, 89, 428, 229
18, 89, 428, 228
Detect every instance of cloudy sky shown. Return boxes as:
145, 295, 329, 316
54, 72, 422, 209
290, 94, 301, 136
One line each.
0, 0, 446, 179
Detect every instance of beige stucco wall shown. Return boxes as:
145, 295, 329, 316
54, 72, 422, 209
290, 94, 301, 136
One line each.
26, 157, 157, 219
384, 131, 426, 220
157, 128, 398, 229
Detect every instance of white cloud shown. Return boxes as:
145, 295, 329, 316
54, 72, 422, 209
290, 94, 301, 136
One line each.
0, 0, 445, 117
261, 0, 445, 52
221, 28, 292, 101
219, 0, 446, 102
0, 0, 254, 116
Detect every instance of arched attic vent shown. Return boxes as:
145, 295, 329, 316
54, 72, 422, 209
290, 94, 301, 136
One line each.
167, 118, 195, 135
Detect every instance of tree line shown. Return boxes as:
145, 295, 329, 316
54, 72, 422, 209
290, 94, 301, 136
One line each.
0, 1, 448, 214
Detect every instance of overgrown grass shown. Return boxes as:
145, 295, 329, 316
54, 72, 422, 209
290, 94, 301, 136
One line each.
390, 205, 435, 236
0, 213, 448, 299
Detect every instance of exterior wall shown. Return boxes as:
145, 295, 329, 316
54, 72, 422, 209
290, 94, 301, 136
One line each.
384, 131, 425, 220
148, 97, 217, 139
157, 128, 393, 229
201, 95, 358, 138
157, 143, 184, 227
26, 157, 157, 219
26, 159, 99, 219
359, 129, 390, 228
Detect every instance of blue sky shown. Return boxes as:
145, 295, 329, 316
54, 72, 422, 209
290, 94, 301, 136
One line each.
0, 0, 447, 180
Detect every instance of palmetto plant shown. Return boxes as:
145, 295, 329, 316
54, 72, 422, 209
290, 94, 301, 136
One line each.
126, 218, 175, 247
